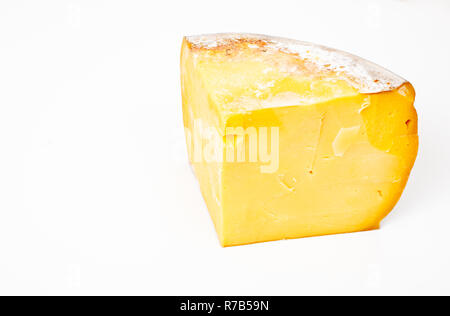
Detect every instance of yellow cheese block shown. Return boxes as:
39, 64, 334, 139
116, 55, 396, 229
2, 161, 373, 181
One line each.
181, 33, 418, 247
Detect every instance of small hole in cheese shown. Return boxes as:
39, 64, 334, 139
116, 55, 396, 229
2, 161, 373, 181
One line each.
405, 119, 411, 128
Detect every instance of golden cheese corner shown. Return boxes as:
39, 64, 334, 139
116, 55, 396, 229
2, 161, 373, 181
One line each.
180, 33, 418, 247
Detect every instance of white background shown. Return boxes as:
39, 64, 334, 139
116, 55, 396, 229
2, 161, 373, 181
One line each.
0, 0, 449, 296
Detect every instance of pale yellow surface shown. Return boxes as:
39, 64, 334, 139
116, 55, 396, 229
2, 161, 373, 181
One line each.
181, 37, 418, 247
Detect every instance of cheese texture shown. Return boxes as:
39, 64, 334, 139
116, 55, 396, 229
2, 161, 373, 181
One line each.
181, 33, 418, 247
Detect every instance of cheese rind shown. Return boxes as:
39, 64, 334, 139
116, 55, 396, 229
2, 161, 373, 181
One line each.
181, 34, 418, 247
186, 33, 406, 94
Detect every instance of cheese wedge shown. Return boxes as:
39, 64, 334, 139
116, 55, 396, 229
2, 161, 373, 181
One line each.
181, 33, 418, 247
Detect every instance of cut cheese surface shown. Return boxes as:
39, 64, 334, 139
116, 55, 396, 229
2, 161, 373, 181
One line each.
181, 33, 418, 247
